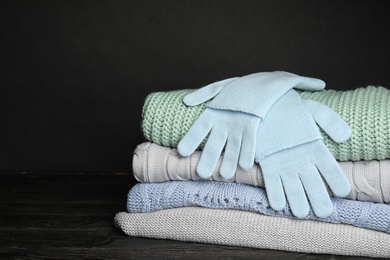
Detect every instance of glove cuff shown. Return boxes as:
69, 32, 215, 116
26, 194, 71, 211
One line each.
255, 89, 322, 161
208, 71, 324, 118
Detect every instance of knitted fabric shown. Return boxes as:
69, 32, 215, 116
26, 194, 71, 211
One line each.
141, 86, 390, 161
133, 142, 390, 204
127, 181, 390, 234
115, 207, 390, 258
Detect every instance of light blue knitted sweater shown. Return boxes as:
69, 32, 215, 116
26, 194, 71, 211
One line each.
127, 181, 390, 234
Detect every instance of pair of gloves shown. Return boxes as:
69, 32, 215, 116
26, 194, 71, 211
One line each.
177, 71, 351, 218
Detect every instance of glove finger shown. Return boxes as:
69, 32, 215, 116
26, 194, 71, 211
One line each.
177, 111, 212, 157
238, 125, 257, 170
299, 164, 333, 218
196, 129, 228, 179
293, 76, 326, 91
316, 156, 352, 198
262, 171, 286, 211
280, 172, 310, 218
272, 71, 325, 90
220, 134, 242, 179
183, 77, 239, 106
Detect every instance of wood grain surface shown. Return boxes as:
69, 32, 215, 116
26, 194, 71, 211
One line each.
0, 172, 382, 259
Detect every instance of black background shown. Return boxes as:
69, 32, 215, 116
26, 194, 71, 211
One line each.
1, 0, 389, 172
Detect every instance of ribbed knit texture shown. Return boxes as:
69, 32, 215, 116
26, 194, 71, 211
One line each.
127, 181, 390, 234
133, 142, 390, 203
115, 207, 390, 258
142, 86, 390, 161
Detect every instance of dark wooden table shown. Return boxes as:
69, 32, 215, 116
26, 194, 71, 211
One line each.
0, 172, 384, 259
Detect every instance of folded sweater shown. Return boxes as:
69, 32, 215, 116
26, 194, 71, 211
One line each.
115, 207, 390, 258
127, 181, 390, 234
133, 142, 390, 204
142, 86, 390, 161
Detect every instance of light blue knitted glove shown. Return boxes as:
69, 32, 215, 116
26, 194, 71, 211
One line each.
178, 71, 325, 179
255, 89, 352, 218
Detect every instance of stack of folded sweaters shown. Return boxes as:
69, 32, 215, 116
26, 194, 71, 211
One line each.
115, 72, 390, 258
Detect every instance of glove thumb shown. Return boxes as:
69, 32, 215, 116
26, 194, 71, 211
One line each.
304, 99, 351, 143
183, 77, 239, 106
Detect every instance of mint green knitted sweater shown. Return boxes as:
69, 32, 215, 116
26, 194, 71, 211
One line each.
141, 86, 390, 161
